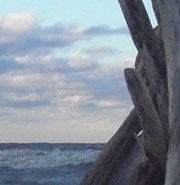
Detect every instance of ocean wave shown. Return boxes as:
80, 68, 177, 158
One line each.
0, 148, 101, 169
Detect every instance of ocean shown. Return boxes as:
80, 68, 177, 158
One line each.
0, 143, 104, 185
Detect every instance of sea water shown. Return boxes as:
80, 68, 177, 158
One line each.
0, 143, 104, 185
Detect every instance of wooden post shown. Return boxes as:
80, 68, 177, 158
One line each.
153, 0, 180, 184
118, 0, 168, 134
125, 68, 167, 169
80, 109, 143, 185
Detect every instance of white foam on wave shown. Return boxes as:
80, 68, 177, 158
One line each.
0, 148, 101, 169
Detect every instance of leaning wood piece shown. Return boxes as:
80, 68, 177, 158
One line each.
80, 109, 143, 185
154, 1, 180, 184
124, 68, 167, 169
118, 0, 168, 130
135, 53, 168, 143
135, 156, 165, 185
118, 0, 166, 78
151, 1, 161, 25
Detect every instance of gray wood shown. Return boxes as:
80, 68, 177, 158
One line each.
124, 68, 167, 169
80, 109, 143, 185
135, 52, 168, 143
151, 1, 161, 25
80, 0, 180, 184
118, 0, 168, 133
152, 1, 180, 184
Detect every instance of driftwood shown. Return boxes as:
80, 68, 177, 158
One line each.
80, 109, 143, 185
118, 0, 168, 132
155, 1, 180, 185
81, 0, 180, 185
124, 68, 167, 169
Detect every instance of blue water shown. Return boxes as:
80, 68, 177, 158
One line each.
0, 143, 104, 185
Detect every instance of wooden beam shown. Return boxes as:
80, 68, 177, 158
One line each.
135, 53, 169, 143
118, 0, 168, 129
154, 1, 180, 184
80, 109, 143, 185
118, 0, 169, 140
151, 1, 161, 25
125, 68, 167, 169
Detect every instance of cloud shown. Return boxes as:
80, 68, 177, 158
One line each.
0, 12, 134, 142
1, 12, 36, 33
0, 12, 129, 57
84, 25, 129, 36
96, 99, 121, 108
84, 46, 120, 57
66, 54, 98, 72
0, 99, 51, 109
0, 55, 134, 142
0, 57, 25, 73
0, 54, 133, 111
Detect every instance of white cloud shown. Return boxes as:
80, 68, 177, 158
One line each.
0, 12, 129, 57
84, 46, 120, 57
0, 12, 134, 142
1, 12, 36, 33
67, 54, 97, 71
63, 94, 93, 104
96, 99, 120, 108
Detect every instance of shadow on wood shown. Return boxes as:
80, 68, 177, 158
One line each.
80, 110, 145, 185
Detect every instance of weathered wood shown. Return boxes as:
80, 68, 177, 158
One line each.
80, 1, 180, 184
153, 1, 180, 184
80, 109, 143, 185
118, 0, 168, 132
151, 1, 161, 25
135, 52, 168, 144
124, 68, 167, 169
118, 0, 166, 77
135, 157, 165, 185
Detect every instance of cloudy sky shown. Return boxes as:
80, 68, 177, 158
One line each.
0, 0, 156, 143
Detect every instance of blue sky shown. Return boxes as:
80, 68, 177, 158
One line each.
0, 1, 126, 25
0, 0, 156, 143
